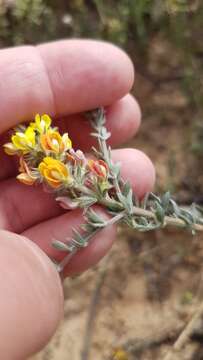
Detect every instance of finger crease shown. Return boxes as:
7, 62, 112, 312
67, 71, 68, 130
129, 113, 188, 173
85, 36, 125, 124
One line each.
35, 46, 57, 116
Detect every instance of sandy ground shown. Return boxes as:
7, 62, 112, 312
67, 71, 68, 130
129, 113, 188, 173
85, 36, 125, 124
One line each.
33, 227, 203, 360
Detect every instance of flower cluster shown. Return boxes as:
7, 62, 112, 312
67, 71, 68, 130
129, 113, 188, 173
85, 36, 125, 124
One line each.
4, 114, 109, 206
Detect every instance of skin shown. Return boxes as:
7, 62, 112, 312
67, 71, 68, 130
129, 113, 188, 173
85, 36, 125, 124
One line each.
0, 40, 155, 359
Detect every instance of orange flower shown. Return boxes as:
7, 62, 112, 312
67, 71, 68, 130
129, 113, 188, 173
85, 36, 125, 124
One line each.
40, 131, 63, 153
38, 157, 72, 188
17, 157, 37, 185
88, 159, 108, 178
40, 130, 72, 154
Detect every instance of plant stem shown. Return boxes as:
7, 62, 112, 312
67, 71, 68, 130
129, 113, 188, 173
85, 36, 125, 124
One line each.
99, 196, 203, 232
131, 206, 203, 231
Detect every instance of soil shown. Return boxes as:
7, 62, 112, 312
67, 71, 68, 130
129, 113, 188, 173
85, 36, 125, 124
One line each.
33, 35, 203, 360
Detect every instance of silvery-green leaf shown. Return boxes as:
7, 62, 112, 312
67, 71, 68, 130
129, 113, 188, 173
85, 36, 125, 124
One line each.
161, 191, 171, 210
88, 221, 106, 228
78, 196, 98, 208
126, 188, 134, 213
154, 202, 165, 223
178, 211, 193, 225
170, 199, 181, 216
150, 193, 161, 204
52, 240, 71, 252
85, 208, 105, 225
81, 223, 94, 232
111, 163, 121, 177
122, 181, 131, 197
72, 229, 87, 247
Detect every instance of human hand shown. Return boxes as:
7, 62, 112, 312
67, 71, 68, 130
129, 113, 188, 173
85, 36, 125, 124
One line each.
0, 40, 155, 359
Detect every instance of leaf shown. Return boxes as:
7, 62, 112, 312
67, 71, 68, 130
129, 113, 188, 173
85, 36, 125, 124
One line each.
122, 181, 131, 197
170, 199, 181, 216
72, 229, 87, 247
77, 196, 98, 208
161, 191, 171, 210
126, 188, 134, 214
100, 126, 111, 140
81, 223, 94, 232
111, 163, 121, 178
150, 192, 161, 204
117, 189, 133, 214
154, 201, 165, 223
52, 240, 71, 252
85, 208, 106, 226
178, 210, 194, 226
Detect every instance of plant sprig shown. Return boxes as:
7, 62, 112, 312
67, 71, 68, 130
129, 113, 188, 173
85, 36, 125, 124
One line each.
4, 109, 203, 273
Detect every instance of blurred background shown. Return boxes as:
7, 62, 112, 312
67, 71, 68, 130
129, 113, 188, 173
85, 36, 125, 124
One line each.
0, 1, 203, 359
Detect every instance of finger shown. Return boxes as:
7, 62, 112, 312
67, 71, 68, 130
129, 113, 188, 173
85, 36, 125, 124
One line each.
57, 94, 141, 151
0, 180, 64, 233
0, 230, 63, 359
0, 40, 134, 133
0, 94, 141, 180
0, 148, 155, 233
23, 208, 116, 277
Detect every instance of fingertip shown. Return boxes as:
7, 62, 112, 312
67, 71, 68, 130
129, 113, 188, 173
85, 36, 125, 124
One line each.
106, 94, 141, 146
105, 42, 135, 96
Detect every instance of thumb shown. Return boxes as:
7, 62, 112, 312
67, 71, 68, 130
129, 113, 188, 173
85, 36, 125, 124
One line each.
0, 230, 64, 360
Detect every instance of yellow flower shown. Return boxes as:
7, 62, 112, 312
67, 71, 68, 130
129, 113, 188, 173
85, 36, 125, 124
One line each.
11, 126, 36, 153
40, 130, 63, 153
40, 130, 72, 154
31, 114, 52, 133
38, 157, 72, 188
62, 133, 72, 151
17, 157, 37, 185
